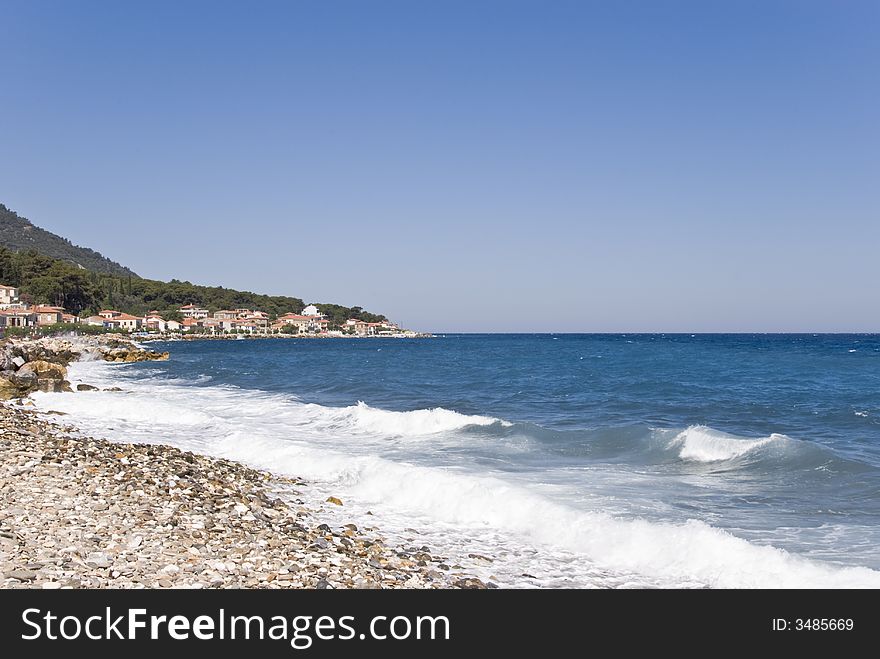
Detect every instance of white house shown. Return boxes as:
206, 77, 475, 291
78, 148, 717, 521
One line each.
179, 304, 209, 319
143, 314, 167, 331
0, 285, 19, 308
302, 304, 324, 317
104, 313, 143, 332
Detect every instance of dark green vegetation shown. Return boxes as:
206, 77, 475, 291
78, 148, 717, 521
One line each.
0, 204, 387, 326
0, 204, 136, 276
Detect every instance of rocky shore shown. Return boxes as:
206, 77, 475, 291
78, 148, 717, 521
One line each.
0, 335, 487, 589
0, 334, 169, 399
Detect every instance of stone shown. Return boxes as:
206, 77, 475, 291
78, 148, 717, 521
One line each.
326, 496, 343, 506
18, 360, 67, 380
6, 569, 37, 581
77, 384, 99, 391
0, 377, 21, 401
12, 356, 26, 369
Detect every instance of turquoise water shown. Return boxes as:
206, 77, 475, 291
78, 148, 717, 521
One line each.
35, 334, 880, 587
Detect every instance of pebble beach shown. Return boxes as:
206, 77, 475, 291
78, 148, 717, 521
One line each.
0, 336, 487, 589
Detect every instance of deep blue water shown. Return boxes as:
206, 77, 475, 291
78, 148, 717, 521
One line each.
38, 334, 880, 587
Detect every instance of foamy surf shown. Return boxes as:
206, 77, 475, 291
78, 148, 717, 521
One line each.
28, 358, 880, 589
670, 425, 784, 462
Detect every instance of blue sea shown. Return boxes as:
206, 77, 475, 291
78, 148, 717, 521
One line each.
33, 334, 880, 587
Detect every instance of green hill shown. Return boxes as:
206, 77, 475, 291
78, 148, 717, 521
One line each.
0, 203, 387, 326
0, 204, 137, 277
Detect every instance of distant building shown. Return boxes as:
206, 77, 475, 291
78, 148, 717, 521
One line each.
213, 310, 238, 320
346, 318, 373, 336
181, 317, 202, 331
85, 315, 106, 327
302, 304, 324, 317
61, 313, 78, 324
143, 314, 167, 331
0, 309, 36, 328
0, 285, 20, 308
99, 309, 122, 319
32, 305, 64, 326
179, 304, 209, 319
277, 313, 328, 334
103, 313, 143, 332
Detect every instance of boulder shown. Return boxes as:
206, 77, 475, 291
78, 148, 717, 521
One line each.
37, 379, 73, 393
0, 377, 21, 401
76, 383, 99, 391
9, 370, 38, 389
11, 356, 26, 369
18, 360, 67, 381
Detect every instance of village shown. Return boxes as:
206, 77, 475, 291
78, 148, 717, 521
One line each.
0, 285, 420, 337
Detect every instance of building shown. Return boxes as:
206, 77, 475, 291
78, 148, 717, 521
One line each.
277, 313, 328, 334
240, 311, 269, 328
233, 319, 261, 333
345, 318, 371, 336
32, 305, 64, 326
0, 285, 20, 308
84, 315, 106, 327
181, 317, 202, 331
202, 318, 223, 333
165, 319, 182, 332
277, 313, 311, 333
61, 313, 78, 324
99, 309, 122, 319
213, 310, 238, 320
302, 304, 324, 317
179, 304, 209, 319
103, 313, 143, 332
143, 314, 167, 331
0, 309, 36, 328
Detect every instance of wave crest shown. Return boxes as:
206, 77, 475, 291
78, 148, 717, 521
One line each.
669, 425, 787, 463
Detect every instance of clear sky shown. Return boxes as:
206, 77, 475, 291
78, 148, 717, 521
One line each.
1, 1, 877, 332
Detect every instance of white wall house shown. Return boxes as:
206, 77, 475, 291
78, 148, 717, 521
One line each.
0, 285, 19, 308
302, 304, 323, 317
179, 304, 209, 319
105, 313, 143, 332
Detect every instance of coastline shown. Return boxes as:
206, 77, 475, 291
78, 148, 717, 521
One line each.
0, 335, 487, 589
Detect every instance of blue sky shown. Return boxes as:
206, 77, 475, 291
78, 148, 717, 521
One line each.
1, 1, 877, 331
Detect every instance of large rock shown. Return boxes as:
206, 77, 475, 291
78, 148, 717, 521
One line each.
38, 379, 73, 393
103, 348, 169, 363
9, 370, 37, 389
0, 376, 21, 400
18, 360, 67, 381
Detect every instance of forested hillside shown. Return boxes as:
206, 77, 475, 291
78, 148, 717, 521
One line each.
0, 204, 137, 277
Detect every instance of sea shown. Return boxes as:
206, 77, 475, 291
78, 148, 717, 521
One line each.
31, 334, 880, 588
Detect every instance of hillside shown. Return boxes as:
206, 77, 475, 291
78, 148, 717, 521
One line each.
0, 203, 387, 326
0, 204, 137, 277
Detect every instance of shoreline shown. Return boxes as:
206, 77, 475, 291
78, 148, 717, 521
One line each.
0, 335, 488, 589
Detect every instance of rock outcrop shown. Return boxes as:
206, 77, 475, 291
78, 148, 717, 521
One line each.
0, 335, 168, 399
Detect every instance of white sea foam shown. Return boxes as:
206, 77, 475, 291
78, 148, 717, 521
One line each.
28, 359, 880, 589
670, 425, 782, 462
328, 401, 505, 436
